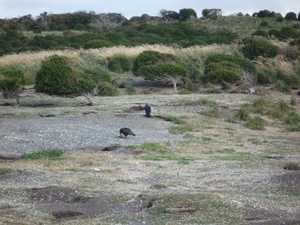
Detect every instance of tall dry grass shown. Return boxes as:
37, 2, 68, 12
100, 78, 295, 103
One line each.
0, 44, 240, 68
254, 55, 299, 75
0, 42, 296, 84
0, 44, 240, 83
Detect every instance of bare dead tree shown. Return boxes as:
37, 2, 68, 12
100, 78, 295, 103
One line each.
38, 12, 51, 31
66, 87, 98, 106
241, 71, 256, 94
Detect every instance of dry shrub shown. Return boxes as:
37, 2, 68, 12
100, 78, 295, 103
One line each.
255, 55, 297, 76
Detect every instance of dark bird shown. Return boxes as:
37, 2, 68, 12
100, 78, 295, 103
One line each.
119, 128, 136, 138
145, 103, 151, 118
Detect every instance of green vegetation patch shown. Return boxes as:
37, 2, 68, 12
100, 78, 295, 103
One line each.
169, 123, 194, 134
200, 108, 220, 118
285, 112, 300, 131
246, 116, 266, 130
21, 149, 64, 160
144, 193, 244, 224
131, 142, 198, 164
184, 134, 213, 144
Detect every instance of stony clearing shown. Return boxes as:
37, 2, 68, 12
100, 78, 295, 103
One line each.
0, 87, 299, 224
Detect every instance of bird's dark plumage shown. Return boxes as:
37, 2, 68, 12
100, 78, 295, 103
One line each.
145, 103, 151, 118
119, 128, 136, 138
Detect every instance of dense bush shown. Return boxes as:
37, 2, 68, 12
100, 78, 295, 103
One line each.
84, 39, 114, 49
242, 38, 278, 59
204, 54, 256, 74
179, 8, 197, 21
108, 55, 132, 73
259, 21, 268, 26
35, 55, 96, 95
256, 69, 276, 84
96, 81, 119, 96
203, 54, 256, 83
132, 50, 178, 75
252, 30, 268, 38
202, 61, 242, 83
0, 69, 25, 102
285, 12, 297, 20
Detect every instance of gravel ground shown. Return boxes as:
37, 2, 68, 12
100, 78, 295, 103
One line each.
0, 112, 180, 156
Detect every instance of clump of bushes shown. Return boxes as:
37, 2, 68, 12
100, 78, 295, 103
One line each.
0, 69, 25, 104
35, 55, 96, 95
96, 82, 119, 96
107, 55, 132, 73
242, 38, 278, 60
202, 54, 256, 83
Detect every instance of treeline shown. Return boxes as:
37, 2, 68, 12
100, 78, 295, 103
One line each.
0, 8, 299, 56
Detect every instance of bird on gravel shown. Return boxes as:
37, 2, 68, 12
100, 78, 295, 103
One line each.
119, 128, 136, 138
145, 103, 151, 118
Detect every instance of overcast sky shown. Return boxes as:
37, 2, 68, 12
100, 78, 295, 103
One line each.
0, 0, 299, 19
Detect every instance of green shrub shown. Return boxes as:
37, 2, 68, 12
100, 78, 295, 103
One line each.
179, 8, 197, 21
257, 69, 275, 84
285, 12, 297, 20
203, 54, 256, 83
171, 116, 185, 124
132, 50, 178, 75
21, 149, 64, 160
276, 17, 283, 22
204, 54, 257, 74
125, 84, 136, 95
268, 29, 281, 38
35, 55, 96, 95
202, 62, 241, 83
285, 112, 300, 124
275, 80, 291, 93
84, 39, 114, 49
246, 116, 265, 130
0, 69, 26, 102
221, 81, 231, 90
268, 100, 292, 119
259, 21, 268, 26
242, 38, 278, 60
252, 30, 268, 38
197, 98, 218, 106
252, 98, 269, 113
82, 66, 115, 84
235, 108, 250, 121
97, 81, 120, 96
285, 112, 300, 131
107, 55, 132, 73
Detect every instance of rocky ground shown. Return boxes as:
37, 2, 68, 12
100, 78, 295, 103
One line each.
0, 87, 299, 224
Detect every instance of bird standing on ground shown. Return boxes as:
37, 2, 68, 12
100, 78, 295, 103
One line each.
145, 103, 151, 118
119, 128, 136, 138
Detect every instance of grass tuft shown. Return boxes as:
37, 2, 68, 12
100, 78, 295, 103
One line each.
246, 116, 266, 130
21, 149, 64, 160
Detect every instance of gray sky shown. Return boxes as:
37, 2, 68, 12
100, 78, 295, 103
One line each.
0, 0, 299, 19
